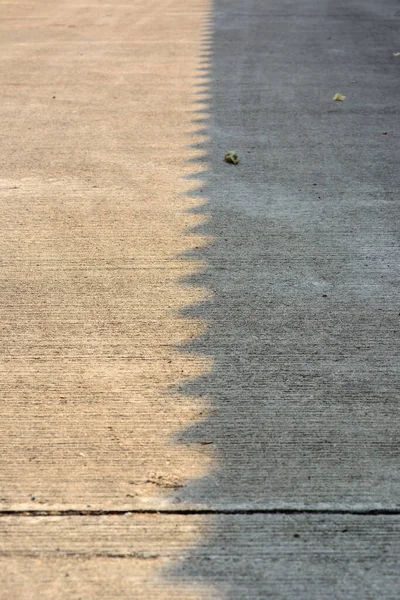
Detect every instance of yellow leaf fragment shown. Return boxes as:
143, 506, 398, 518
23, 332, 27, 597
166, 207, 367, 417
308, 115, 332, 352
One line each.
333, 93, 346, 101
224, 151, 239, 165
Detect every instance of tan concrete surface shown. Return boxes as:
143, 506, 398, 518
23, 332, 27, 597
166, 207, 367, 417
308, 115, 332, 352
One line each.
0, 0, 213, 510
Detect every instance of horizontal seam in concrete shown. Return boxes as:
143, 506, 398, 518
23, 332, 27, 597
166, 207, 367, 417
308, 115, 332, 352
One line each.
0, 551, 161, 560
1, 508, 400, 517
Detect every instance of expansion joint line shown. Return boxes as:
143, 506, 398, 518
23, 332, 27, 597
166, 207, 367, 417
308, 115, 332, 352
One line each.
1, 508, 399, 517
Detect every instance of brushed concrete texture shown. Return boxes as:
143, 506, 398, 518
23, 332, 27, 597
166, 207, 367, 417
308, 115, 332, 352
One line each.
1, 0, 398, 513
1, 0, 400, 597
174, 0, 400, 510
0, 0, 214, 510
1, 514, 400, 599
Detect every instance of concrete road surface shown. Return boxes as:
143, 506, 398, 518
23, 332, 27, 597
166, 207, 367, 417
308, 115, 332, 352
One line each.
0, 0, 399, 597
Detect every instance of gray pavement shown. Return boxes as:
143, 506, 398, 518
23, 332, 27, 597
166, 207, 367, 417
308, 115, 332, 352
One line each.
1, 0, 400, 598
178, 0, 400, 511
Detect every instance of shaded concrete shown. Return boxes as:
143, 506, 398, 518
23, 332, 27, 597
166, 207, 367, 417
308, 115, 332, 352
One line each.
176, 0, 400, 510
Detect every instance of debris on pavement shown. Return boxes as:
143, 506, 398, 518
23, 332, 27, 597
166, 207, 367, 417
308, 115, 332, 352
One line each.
146, 474, 184, 489
224, 151, 239, 165
333, 93, 346, 101
393, 52, 400, 56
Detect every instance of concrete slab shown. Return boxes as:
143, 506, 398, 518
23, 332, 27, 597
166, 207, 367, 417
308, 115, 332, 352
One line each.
1, 0, 400, 597
1, 0, 399, 513
1, 514, 400, 599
